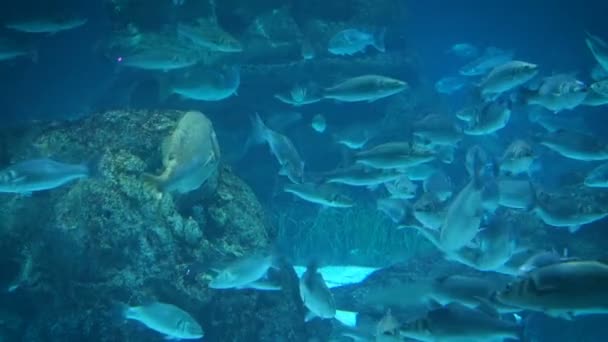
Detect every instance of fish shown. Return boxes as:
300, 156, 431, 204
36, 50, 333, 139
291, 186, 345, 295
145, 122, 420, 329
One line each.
454, 216, 521, 272
536, 129, 608, 161
582, 87, 608, 106
311, 114, 327, 133
590, 79, 608, 97
7, 247, 37, 293
265, 111, 303, 131
354, 142, 435, 169
533, 191, 608, 233
301, 39, 315, 60
250, 113, 304, 183
459, 47, 514, 76
284, 183, 354, 208
527, 108, 589, 132
145, 111, 220, 194
328, 28, 386, 56
322, 75, 408, 103
496, 260, 608, 318
399, 303, 521, 342
423, 171, 453, 202
585, 162, 608, 188
0, 38, 37, 62
385, 175, 418, 199
585, 32, 608, 72
496, 177, 535, 209
116, 46, 201, 71
463, 100, 511, 136
428, 275, 504, 309
479, 60, 538, 98
446, 43, 479, 58
5, 15, 87, 34
177, 19, 242, 53
274, 84, 323, 106
523, 74, 588, 112
517, 249, 569, 274
376, 198, 410, 224
500, 139, 535, 176
324, 166, 402, 187
455, 105, 479, 122
299, 262, 336, 321
209, 254, 278, 289
402, 163, 438, 181
0, 158, 94, 194
164, 65, 240, 101
591, 63, 608, 81
412, 114, 462, 147
122, 302, 204, 339
434, 76, 469, 94
333, 124, 380, 150
412, 192, 446, 230
439, 146, 488, 251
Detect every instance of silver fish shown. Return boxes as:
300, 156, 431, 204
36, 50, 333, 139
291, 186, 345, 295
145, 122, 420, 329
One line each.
585, 31, 608, 72
439, 146, 487, 251
524, 74, 588, 112
536, 129, 608, 161
284, 183, 354, 208
167, 65, 240, 101
324, 166, 402, 187
323, 75, 408, 103
274, 84, 323, 106
497, 260, 608, 318
459, 47, 514, 76
209, 254, 277, 289
464, 101, 511, 136
145, 111, 220, 194
123, 302, 204, 339
412, 114, 462, 147
497, 177, 535, 209
479, 60, 538, 97
585, 162, 608, 188
0, 158, 93, 194
0, 38, 36, 62
399, 303, 521, 342
177, 19, 242, 53
500, 139, 535, 176
434, 76, 468, 94
299, 263, 336, 321
355, 142, 435, 169
5, 16, 87, 34
328, 28, 385, 56
251, 113, 304, 183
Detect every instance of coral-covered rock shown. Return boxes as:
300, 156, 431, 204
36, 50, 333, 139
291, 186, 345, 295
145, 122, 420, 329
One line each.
0, 109, 304, 341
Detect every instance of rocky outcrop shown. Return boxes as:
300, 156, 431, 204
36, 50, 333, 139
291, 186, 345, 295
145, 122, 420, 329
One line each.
0, 109, 306, 341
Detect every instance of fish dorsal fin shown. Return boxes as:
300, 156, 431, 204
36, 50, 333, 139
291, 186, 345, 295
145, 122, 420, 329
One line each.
473, 296, 500, 318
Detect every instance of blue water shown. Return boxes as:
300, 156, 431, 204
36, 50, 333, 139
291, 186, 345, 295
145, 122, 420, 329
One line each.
1, 0, 608, 341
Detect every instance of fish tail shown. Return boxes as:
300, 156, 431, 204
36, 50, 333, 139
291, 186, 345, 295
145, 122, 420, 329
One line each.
372, 28, 386, 53
85, 154, 103, 178
142, 173, 165, 194
249, 113, 268, 145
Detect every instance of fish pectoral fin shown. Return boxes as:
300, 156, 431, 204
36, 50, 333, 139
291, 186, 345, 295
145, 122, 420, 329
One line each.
163, 335, 180, 340
304, 311, 317, 322
19, 192, 33, 197
568, 225, 582, 233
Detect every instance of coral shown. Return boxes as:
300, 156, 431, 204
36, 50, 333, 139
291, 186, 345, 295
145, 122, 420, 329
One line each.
0, 109, 303, 341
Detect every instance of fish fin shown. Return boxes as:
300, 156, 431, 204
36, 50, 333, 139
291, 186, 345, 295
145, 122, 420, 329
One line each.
473, 296, 500, 318
372, 27, 386, 53
19, 191, 32, 197
304, 310, 317, 322
568, 225, 582, 233
85, 154, 103, 178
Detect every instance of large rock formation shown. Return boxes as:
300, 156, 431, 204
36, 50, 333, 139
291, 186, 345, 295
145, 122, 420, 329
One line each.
0, 109, 306, 341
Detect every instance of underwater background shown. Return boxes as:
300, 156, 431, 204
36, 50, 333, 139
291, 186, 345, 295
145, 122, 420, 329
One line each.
1, 0, 608, 341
